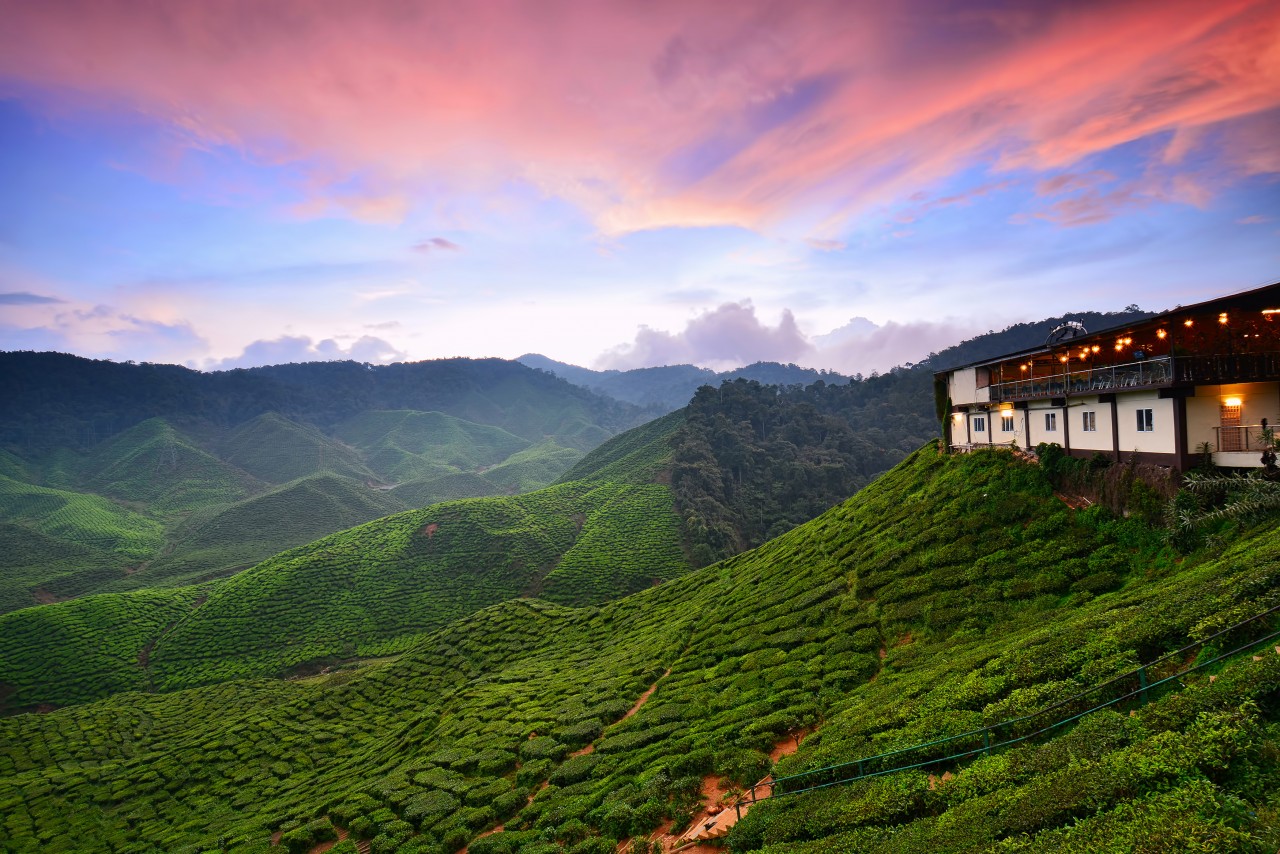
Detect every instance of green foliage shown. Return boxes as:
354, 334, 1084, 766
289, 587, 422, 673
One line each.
0, 447, 1277, 854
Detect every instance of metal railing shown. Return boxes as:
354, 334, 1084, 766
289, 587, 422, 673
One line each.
733, 604, 1280, 815
986, 351, 1280, 402
989, 357, 1172, 401
1176, 352, 1280, 384
1214, 425, 1275, 453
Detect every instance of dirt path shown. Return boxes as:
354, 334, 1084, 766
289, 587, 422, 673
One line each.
665, 729, 812, 851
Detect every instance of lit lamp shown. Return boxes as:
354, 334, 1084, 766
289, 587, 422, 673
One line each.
1156, 329, 1167, 339
1184, 319, 1194, 327
1224, 397, 1242, 407
1219, 313, 1229, 325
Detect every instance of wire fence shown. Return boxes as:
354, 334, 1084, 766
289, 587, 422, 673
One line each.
735, 603, 1280, 812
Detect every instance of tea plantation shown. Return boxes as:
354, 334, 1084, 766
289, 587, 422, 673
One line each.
0, 413, 689, 708
0, 406, 605, 613
1, 446, 1276, 853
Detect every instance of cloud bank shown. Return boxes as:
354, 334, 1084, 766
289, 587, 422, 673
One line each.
597, 302, 986, 375
208, 335, 407, 370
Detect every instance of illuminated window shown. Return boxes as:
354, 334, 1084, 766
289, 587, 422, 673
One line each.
1136, 409, 1154, 432
1082, 411, 1096, 432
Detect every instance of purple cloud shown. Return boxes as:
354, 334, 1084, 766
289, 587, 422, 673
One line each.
597, 301, 813, 371
0, 291, 65, 305
209, 335, 407, 370
412, 237, 462, 253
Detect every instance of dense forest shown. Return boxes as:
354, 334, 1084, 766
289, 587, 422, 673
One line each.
0, 354, 643, 454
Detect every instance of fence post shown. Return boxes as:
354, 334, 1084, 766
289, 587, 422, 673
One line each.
750, 784, 757, 804
857, 759, 864, 778
983, 729, 991, 756
735, 800, 742, 821
1138, 666, 1149, 706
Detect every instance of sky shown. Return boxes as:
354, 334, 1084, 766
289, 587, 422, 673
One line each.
0, 0, 1277, 376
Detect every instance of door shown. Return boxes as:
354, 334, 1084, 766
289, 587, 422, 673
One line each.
1220, 403, 1243, 451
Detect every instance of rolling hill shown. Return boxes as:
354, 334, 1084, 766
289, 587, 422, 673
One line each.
0, 355, 635, 612
0, 446, 1275, 853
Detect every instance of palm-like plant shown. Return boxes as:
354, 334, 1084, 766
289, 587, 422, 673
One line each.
1170, 470, 1280, 531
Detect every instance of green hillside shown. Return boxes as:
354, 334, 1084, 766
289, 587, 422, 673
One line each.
78, 418, 263, 513
0, 475, 165, 612
1, 447, 1276, 853
137, 473, 410, 588
0, 412, 685, 706
479, 440, 585, 493
334, 410, 532, 483
388, 472, 497, 508
0, 403, 604, 612
0, 586, 210, 710
222, 413, 377, 484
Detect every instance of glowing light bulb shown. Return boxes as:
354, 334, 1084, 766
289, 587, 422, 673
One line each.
1156, 329, 1167, 339
1184, 319, 1194, 327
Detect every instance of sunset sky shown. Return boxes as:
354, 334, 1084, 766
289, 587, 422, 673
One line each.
1, 0, 1277, 374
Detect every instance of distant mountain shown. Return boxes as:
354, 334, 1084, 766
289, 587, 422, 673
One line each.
517, 353, 848, 411
0, 353, 649, 612
0, 353, 644, 454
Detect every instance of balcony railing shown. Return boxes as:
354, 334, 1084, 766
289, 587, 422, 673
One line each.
988, 352, 1280, 402
1175, 352, 1280, 384
1213, 425, 1275, 453
989, 357, 1172, 401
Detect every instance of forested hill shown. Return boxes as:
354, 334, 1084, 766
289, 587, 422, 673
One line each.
522, 306, 1154, 415
0, 353, 644, 454
517, 354, 849, 411
619, 306, 1156, 564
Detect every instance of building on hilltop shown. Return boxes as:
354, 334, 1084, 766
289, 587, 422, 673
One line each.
935, 282, 1280, 471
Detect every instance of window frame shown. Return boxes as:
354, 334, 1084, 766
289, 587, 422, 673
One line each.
1044, 412, 1057, 432
1001, 415, 1015, 432
1082, 411, 1096, 432
1136, 408, 1154, 432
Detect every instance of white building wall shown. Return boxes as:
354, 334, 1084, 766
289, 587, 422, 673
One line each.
1026, 406, 1066, 448
1065, 397, 1114, 453
948, 368, 990, 406
988, 408, 1026, 447
1116, 393, 1175, 454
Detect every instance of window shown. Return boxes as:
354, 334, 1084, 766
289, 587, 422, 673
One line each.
1136, 408, 1154, 432
973, 416, 986, 433
1044, 412, 1057, 432
1001, 416, 1015, 432
1082, 411, 1096, 432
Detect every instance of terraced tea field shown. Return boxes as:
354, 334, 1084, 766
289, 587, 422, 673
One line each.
1, 448, 1275, 853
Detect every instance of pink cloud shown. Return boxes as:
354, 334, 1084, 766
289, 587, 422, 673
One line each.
597, 302, 813, 371
0, 0, 1275, 233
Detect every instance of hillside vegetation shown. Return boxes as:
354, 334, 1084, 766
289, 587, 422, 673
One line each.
1, 447, 1276, 853
0, 401, 601, 613
0, 412, 687, 709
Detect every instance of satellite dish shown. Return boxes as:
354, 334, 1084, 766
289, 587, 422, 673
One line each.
1046, 321, 1088, 346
